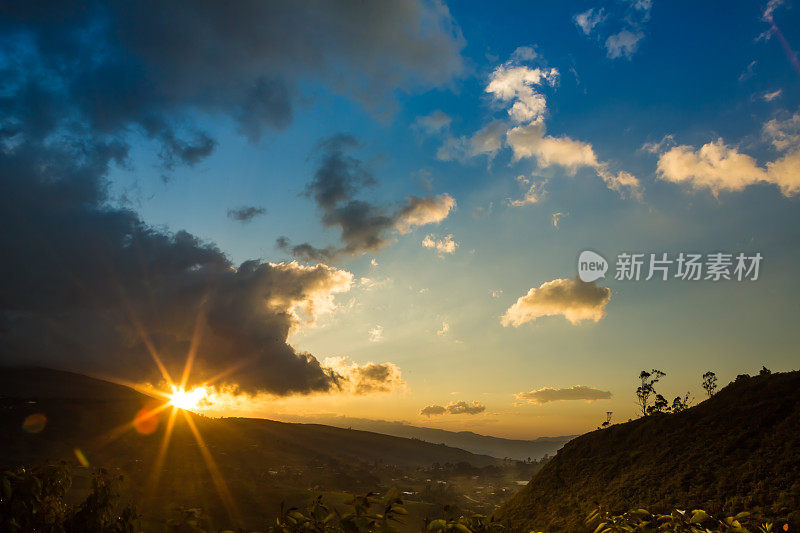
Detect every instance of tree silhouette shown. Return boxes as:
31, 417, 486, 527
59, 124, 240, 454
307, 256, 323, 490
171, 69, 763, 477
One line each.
670, 392, 692, 413
636, 369, 665, 416
647, 393, 669, 415
701, 371, 717, 398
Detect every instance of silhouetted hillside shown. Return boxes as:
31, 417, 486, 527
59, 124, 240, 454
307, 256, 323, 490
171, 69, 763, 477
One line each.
0, 367, 503, 529
494, 370, 800, 531
276, 414, 573, 460
0, 366, 147, 401
0, 367, 499, 467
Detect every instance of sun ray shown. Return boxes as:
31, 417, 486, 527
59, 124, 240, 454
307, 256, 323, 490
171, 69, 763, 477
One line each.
201, 357, 252, 389
144, 405, 179, 503
118, 296, 175, 388
92, 373, 173, 402
105, 271, 176, 390
179, 300, 207, 391
92, 400, 173, 449
181, 410, 242, 527
80, 299, 242, 525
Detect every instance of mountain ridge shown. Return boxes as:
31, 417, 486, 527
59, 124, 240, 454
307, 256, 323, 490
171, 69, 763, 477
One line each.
494, 370, 800, 531
274, 414, 574, 460
0, 365, 571, 461
0, 366, 514, 529
0, 366, 502, 468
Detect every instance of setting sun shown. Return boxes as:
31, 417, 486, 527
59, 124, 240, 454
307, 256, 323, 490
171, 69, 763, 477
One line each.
169, 386, 207, 411
2, 1, 800, 531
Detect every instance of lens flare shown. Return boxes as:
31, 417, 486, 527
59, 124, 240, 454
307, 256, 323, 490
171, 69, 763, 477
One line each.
22, 413, 47, 433
134, 400, 164, 434
73, 448, 90, 467
169, 386, 207, 411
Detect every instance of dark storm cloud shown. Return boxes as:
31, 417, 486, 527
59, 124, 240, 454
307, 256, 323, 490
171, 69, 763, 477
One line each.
420, 405, 447, 417
305, 135, 377, 209
446, 400, 486, 415
0, 0, 465, 159
0, 136, 357, 394
277, 135, 456, 261
227, 206, 267, 223
352, 363, 398, 395
0, 1, 464, 394
277, 241, 339, 264
155, 128, 217, 169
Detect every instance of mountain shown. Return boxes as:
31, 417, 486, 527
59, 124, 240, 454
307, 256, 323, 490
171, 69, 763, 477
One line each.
0, 367, 503, 530
494, 370, 800, 531
274, 414, 573, 461
0, 367, 500, 468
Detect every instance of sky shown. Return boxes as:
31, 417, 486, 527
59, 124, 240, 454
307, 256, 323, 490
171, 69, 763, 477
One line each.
1, 1, 799, 439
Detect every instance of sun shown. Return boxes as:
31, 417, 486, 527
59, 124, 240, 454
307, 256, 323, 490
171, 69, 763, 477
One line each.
169, 386, 208, 411
97, 313, 241, 525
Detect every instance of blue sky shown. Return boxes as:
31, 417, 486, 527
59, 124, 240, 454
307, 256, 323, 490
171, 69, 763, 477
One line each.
104, 0, 800, 437
3, 0, 799, 438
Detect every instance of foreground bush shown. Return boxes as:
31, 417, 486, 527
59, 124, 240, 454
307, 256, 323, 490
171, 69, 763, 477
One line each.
1, 465, 791, 532
263, 490, 506, 532
586, 506, 782, 533
0, 464, 137, 532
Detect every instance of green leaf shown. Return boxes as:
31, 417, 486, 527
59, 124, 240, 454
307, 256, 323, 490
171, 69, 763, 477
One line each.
427, 519, 447, 531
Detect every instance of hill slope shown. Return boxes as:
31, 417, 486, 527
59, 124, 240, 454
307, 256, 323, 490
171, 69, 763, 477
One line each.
0, 367, 501, 529
494, 371, 800, 531
0, 367, 499, 468
276, 414, 573, 460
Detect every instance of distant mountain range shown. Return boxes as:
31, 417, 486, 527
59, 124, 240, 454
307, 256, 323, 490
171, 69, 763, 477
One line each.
275, 414, 573, 461
0, 367, 508, 529
0, 367, 504, 469
494, 370, 800, 531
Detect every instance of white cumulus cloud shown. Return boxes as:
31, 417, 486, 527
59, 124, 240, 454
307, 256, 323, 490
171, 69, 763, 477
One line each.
574, 8, 606, 35
605, 30, 644, 59
395, 193, 457, 233
502, 277, 611, 326
654, 134, 800, 197
485, 64, 559, 124
422, 234, 458, 256
515, 385, 612, 404
324, 356, 406, 395
368, 325, 383, 342
762, 89, 783, 102
420, 400, 486, 417
414, 110, 452, 135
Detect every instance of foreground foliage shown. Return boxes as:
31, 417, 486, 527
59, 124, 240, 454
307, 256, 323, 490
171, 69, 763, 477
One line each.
267, 490, 410, 532
263, 489, 508, 532
586, 507, 781, 533
0, 464, 137, 532
3, 464, 791, 533
495, 371, 800, 532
